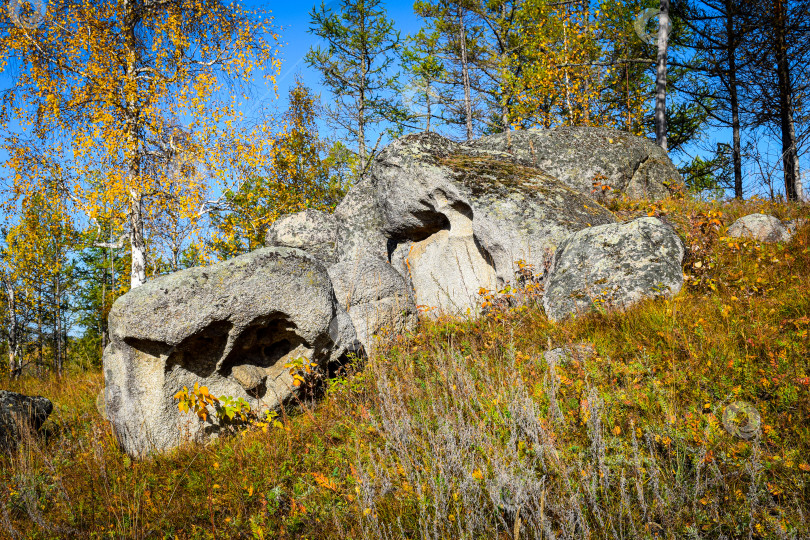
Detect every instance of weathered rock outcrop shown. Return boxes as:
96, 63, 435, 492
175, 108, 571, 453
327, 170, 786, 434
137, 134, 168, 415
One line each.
264, 130, 684, 316
543, 217, 685, 321
107, 130, 687, 456
328, 257, 417, 351
465, 126, 682, 200
0, 390, 53, 452
727, 214, 793, 243
103, 247, 359, 456
338, 132, 617, 315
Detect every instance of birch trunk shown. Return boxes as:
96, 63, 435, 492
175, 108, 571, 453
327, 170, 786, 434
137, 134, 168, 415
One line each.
655, 0, 670, 151
3, 278, 20, 379
563, 20, 573, 122
129, 190, 147, 288
124, 0, 147, 287
101, 251, 107, 350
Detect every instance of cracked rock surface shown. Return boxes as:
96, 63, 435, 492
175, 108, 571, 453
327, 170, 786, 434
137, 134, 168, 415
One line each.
265, 209, 343, 264
328, 257, 417, 351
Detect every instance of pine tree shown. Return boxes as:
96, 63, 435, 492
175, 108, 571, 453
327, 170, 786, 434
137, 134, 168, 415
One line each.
402, 27, 446, 132
413, 0, 490, 139
73, 221, 130, 365
473, 0, 536, 131
677, 0, 755, 198
741, 0, 809, 200
307, 0, 406, 171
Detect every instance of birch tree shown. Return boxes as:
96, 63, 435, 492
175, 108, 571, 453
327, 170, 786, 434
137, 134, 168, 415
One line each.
0, 264, 22, 378
0, 190, 77, 377
0, 0, 281, 287
210, 80, 350, 259
654, 0, 670, 150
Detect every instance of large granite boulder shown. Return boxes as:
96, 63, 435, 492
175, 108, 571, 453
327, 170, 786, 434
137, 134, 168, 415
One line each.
264, 182, 389, 266
465, 127, 682, 200
543, 217, 685, 321
0, 391, 53, 452
263, 130, 684, 321
103, 247, 359, 456
328, 257, 417, 350
371, 132, 617, 315
726, 214, 793, 243
265, 132, 618, 316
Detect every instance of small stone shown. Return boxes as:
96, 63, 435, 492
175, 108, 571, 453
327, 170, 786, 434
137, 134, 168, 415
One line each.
231, 365, 267, 393
544, 344, 597, 366
783, 218, 807, 236
727, 214, 792, 243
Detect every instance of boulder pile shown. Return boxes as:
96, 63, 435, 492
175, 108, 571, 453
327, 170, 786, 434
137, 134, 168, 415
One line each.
104, 126, 687, 456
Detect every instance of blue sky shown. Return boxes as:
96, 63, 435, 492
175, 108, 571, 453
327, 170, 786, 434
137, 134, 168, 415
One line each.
0, 1, 804, 201
250, 1, 422, 117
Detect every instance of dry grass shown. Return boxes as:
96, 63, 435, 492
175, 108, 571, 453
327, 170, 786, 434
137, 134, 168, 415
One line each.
1, 197, 809, 539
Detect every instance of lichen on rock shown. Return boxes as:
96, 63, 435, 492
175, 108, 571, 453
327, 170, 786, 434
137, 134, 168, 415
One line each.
543, 217, 685, 321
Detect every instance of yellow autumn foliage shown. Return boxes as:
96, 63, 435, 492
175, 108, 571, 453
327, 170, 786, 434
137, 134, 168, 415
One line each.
0, 0, 282, 287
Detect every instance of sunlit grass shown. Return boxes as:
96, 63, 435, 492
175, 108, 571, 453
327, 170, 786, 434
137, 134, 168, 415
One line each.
2, 197, 809, 539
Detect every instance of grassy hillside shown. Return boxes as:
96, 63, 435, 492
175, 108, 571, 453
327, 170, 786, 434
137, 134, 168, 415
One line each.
2, 197, 809, 539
